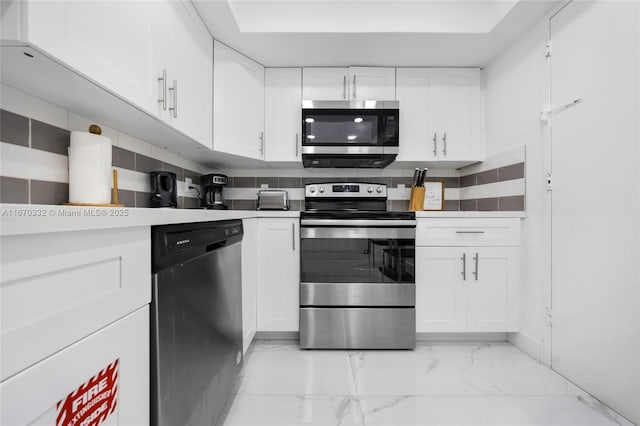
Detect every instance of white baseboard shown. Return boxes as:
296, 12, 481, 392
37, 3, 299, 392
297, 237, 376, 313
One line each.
416, 332, 507, 342
508, 331, 544, 363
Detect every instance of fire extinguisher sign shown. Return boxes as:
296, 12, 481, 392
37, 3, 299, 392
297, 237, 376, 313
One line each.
56, 359, 119, 426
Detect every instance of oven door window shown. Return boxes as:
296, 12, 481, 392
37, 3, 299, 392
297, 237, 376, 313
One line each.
303, 111, 379, 145
301, 238, 415, 283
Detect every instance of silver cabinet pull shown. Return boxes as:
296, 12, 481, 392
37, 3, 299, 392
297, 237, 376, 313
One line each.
461, 253, 466, 281
292, 223, 296, 251
343, 75, 347, 99
432, 133, 437, 156
455, 231, 485, 234
353, 75, 357, 99
259, 132, 264, 156
295, 133, 299, 157
168, 80, 177, 118
442, 132, 447, 156
158, 69, 167, 110
473, 252, 479, 280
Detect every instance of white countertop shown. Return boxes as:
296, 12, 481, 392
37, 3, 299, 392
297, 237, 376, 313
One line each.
0, 204, 525, 236
0, 204, 299, 236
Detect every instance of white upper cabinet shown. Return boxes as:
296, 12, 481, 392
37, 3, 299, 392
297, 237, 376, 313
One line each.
25, 1, 158, 115
348, 67, 396, 100
213, 41, 265, 160
302, 67, 395, 100
154, 1, 213, 148
396, 68, 483, 163
14, 0, 213, 149
265, 68, 302, 162
302, 68, 349, 100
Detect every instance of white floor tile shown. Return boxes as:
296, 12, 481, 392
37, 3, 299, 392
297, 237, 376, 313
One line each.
221, 342, 631, 426
223, 394, 364, 426
236, 344, 357, 396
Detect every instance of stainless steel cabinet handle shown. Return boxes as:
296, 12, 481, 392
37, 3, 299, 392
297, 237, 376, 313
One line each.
473, 252, 479, 280
461, 253, 466, 281
158, 69, 167, 110
432, 133, 437, 156
295, 133, 299, 157
168, 80, 177, 118
259, 132, 264, 156
442, 132, 447, 156
455, 231, 486, 234
292, 223, 296, 251
353, 75, 357, 99
343, 75, 347, 99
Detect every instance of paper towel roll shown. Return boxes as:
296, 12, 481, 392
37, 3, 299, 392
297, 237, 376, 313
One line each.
68, 131, 112, 204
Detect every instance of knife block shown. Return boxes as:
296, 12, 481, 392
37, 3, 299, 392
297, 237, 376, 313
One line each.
409, 186, 425, 211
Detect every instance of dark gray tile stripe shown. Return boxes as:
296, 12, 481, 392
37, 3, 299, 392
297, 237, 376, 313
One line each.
460, 162, 525, 187
498, 162, 525, 182
460, 174, 477, 188
0, 176, 29, 203
476, 169, 498, 185
112, 146, 135, 170
0, 109, 29, 147
31, 180, 68, 205
31, 119, 70, 156
499, 195, 525, 211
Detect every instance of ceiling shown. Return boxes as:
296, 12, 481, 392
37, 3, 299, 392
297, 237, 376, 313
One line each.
192, 0, 561, 67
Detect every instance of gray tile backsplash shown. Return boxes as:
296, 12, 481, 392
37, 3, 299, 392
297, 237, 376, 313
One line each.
31, 180, 69, 205
112, 146, 135, 170
0, 176, 29, 203
117, 189, 136, 207
499, 195, 525, 211
135, 153, 163, 174
476, 169, 498, 185
0, 109, 29, 147
498, 162, 525, 182
31, 119, 70, 156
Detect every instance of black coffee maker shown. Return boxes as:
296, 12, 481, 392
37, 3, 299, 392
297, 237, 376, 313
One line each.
201, 174, 228, 209
149, 171, 178, 208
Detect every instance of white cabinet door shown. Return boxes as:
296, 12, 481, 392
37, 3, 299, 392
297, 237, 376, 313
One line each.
214, 41, 265, 159
396, 68, 437, 161
349, 67, 396, 100
158, 1, 213, 149
466, 247, 519, 332
302, 67, 349, 100
429, 68, 483, 161
241, 218, 258, 354
257, 218, 300, 332
265, 68, 302, 162
415, 247, 467, 332
25, 1, 158, 115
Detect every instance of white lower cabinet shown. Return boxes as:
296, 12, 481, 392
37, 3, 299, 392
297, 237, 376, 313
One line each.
242, 218, 258, 354
416, 218, 520, 333
1, 306, 149, 426
256, 218, 300, 332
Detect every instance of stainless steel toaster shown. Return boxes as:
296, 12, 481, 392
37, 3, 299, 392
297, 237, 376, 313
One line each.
257, 190, 290, 210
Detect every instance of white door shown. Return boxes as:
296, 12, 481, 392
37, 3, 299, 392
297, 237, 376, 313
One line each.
396, 68, 438, 161
415, 247, 466, 332
241, 218, 258, 354
349, 67, 396, 100
550, 2, 640, 423
26, 1, 158, 115
429, 69, 482, 161
162, 1, 212, 149
466, 247, 518, 332
257, 219, 300, 332
213, 41, 265, 159
302, 68, 349, 100
265, 68, 302, 161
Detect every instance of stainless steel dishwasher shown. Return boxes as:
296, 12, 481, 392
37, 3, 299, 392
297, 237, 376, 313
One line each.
151, 220, 243, 426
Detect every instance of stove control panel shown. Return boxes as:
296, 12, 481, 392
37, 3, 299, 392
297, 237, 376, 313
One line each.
305, 183, 387, 198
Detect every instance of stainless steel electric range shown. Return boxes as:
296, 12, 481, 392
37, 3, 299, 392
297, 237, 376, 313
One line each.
299, 182, 416, 349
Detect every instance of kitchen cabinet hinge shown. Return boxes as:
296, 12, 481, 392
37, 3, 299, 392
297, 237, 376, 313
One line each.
546, 308, 553, 326
545, 41, 552, 58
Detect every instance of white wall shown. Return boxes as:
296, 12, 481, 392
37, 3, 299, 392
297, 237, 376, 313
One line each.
483, 12, 551, 364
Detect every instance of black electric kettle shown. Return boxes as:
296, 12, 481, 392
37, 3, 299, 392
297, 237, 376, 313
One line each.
149, 171, 178, 208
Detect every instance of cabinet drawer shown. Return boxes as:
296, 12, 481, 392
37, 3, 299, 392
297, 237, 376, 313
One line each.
417, 218, 520, 246
0, 227, 150, 380
1, 306, 149, 426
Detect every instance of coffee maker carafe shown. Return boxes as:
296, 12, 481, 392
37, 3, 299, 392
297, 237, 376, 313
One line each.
201, 174, 228, 210
149, 171, 178, 208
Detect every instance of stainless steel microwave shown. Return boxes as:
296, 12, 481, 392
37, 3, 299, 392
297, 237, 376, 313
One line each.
301, 100, 399, 168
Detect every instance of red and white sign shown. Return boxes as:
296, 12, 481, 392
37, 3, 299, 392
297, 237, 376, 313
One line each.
56, 359, 119, 426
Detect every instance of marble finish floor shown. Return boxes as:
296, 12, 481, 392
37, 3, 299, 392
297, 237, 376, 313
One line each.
222, 342, 632, 426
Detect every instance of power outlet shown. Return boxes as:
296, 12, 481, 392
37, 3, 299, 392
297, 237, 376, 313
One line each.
185, 177, 193, 187
261, 183, 269, 189
397, 184, 406, 196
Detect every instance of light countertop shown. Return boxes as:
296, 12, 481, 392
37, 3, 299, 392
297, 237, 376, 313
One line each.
0, 204, 525, 236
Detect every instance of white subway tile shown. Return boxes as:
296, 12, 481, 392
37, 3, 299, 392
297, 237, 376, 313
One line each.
0, 83, 68, 129
0, 142, 68, 182
68, 112, 118, 143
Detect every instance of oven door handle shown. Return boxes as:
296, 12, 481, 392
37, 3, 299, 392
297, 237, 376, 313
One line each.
300, 226, 416, 239
300, 219, 417, 227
